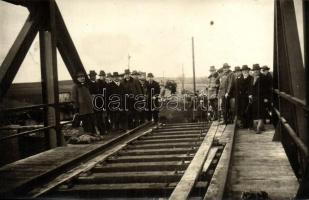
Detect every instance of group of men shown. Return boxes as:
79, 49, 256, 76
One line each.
71, 69, 160, 135
207, 63, 273, 134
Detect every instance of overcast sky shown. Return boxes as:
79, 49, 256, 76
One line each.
1, 0, 276, 83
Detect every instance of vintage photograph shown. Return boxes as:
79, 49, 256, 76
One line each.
0, 0, 308, 199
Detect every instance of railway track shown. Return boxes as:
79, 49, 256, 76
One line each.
29, 122, 227, 199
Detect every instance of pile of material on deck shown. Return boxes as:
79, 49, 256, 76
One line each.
62, 125, 104, 144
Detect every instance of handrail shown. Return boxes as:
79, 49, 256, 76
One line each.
0, 125, 55, 141
0, 121, 74, 142
273, 89, 309, 111
0, 101, 75, 142
0, 101, 73, 113
0, 111, 107, 141
273, 107, 309, 158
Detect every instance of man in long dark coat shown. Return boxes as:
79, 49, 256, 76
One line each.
218, 63, 233, 124
261, 65, 273, 123
109, 72, 126, 130
239, 65, 253, 128
88, 70, 99, 95
96, 70, 109, 134
138, 72, 148, 123
207, 66, 220, 120
146, 73, 160, 123
229, 66, 242, 123
131, 70, 144, 126
71, 72, 98, 134
121, 69, 142, 129
250, 64, 268, 134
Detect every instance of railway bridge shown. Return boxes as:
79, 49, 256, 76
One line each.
0, 0, 309, 199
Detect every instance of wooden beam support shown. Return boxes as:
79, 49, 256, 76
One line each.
0, 12, 40, 99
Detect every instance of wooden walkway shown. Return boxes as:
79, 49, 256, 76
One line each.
226, 125, 299, 200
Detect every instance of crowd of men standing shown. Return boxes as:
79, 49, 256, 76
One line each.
207, 63, 273, 134
71, 69, 160, 135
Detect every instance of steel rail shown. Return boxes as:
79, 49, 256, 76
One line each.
273, 107, 309, 158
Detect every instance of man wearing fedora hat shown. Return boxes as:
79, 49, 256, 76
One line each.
261, 65, 273, 124
96, 70, 109, 134
88, 70, 99, 95
207, 66, 220, 120
122, 69, 143, 128
109, 72, 126, 130
71, 72, 99, 135
239, 65, 253, 128
146, 73, 160, 123
250, 64, 268, 134
131, 70, 145, 126
138, 72, 148, 123
229, 66, 243, 123
218, 63, 234, 124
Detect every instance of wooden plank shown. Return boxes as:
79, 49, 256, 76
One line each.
163, 122, 207, 126
151, 130, 202, 135
119, 147, 197, 156
127, 142, 202, 149
169, 122, 217, 200
108, 154, 194, 163
204, 123, 236, 200
76, 171, 182, 184
227, 125, 299, 199
132, 138, 204, 145
214, 124, 225, 139
141, 133, 202, 140
202, 147, 219, 173
93, 161, 189, 172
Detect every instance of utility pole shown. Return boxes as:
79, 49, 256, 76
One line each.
192, 37, 196, 121
182, 64, 185, 93
192, 37, 196, 95
128, 54, 131, 70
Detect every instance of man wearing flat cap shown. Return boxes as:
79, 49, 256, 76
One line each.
218, 63, 234, 124
207, 66, 220, 120
146, 73, 160, 123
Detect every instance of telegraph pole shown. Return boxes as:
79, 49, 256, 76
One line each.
192, 37, 196, 95
192, 37, 196, 121
128, 54, 131, 70
182, 64, 185, 93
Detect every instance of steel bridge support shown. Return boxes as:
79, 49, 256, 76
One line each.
0, 0, 88, 148
274, 0, 309, 198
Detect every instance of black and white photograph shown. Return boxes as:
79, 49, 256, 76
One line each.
0, 0, 308, 199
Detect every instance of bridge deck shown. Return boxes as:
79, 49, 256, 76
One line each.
226, 125, 299, 200
0, 124, 150, 197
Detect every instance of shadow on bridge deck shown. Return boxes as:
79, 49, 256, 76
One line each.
226, 125, 299, 200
